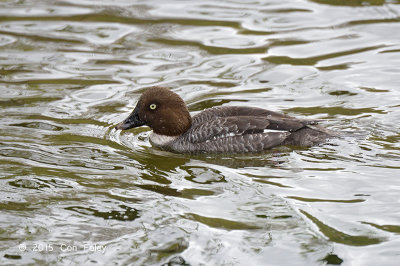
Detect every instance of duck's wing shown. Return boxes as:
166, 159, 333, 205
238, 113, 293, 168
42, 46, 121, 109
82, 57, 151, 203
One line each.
179, 116, 289, 153
266, 117, 319, 132
186, 116, 268, 143
192, 106, 288, 124
192, 106, 319, 132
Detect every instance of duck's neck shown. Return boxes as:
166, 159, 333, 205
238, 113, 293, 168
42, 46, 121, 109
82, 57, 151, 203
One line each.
149, 132, 179, 147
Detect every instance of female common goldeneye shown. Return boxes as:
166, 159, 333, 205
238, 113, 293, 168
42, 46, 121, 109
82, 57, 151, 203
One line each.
115, 86, 333, 153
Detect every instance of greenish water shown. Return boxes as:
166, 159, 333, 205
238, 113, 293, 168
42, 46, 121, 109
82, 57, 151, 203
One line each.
1, 0, 400, 265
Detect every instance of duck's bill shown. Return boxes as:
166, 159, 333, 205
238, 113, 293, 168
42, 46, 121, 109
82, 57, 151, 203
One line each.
115, 108, 145, 130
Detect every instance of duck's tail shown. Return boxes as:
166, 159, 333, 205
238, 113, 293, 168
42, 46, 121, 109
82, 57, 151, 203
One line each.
283, 125, 367, 147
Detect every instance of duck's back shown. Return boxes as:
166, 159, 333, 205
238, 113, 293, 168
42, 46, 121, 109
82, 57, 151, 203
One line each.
168, 106, 331, 153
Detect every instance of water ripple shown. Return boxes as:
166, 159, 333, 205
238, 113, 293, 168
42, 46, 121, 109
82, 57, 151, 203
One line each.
1, 0, 400, 265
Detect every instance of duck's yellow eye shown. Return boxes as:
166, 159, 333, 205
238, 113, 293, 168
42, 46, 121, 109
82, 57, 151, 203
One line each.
149, 103, 157, 110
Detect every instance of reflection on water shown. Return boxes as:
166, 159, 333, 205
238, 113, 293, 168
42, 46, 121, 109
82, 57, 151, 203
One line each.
1, 0, 400, 265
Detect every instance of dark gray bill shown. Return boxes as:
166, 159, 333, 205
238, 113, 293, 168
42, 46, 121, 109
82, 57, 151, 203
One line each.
115, 107, 145, 130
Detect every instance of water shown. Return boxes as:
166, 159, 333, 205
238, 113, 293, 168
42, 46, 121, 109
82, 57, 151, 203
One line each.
1, 0, 400, 265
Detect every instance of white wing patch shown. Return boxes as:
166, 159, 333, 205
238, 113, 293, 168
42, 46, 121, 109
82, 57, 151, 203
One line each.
262, 129, 287, 133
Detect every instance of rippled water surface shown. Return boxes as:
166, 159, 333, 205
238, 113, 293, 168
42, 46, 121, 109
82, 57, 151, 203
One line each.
1, 0, 400, 265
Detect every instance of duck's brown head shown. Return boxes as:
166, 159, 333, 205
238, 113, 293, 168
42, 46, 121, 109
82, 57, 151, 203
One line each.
115, 86, 192, 136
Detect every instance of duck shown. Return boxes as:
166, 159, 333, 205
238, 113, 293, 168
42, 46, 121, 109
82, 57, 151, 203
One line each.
115, 86, 334, 153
